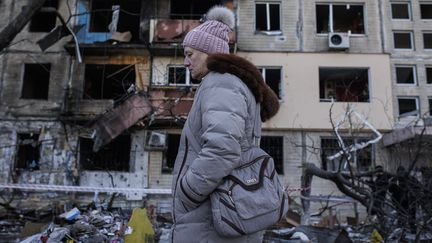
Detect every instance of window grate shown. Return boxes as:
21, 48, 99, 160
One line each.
260, 136, 284, 174
321, 137, 373, 172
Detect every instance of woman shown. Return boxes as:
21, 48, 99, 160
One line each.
171, 6, 280, 243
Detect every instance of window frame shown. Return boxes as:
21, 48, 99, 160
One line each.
390, 2, 411, 20
255, 2, 282, 34
315, 3, 366, 36
257, 66, 283, 101
420, 2, 432, 19
423, 32, 432, 49
393, 31, 414, 50
397, 96, 420, 117
166, 65, 199, 86
395, 65, 417, 85
426, 66, 432, 84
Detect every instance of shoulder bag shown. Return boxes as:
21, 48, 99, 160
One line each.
185, 104, 288, 237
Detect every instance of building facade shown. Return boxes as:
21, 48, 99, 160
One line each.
0, 0, 431, 220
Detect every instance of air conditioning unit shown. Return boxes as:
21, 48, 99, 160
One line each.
328, 32, 350, 49
145, 131, 166, 150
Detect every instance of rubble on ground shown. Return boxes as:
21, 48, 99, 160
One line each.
0, 202, 172, 243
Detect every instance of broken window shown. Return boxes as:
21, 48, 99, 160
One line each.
89, 0, 140, 41
259, 67, 282, 100
429, 98, 432, 115
29, 0, 58, 32
21, 64, 50, 100
398, 97, 419, 117
162, 134, 181, 174
84, 64, 135, 100
167, 66, 200, 86
321, 137, 373, 172
395, 66, 416, 84
423, 32, 432, 49
391, 2, 410, 19
319, 68, 370, 102
256, 3, 281, 32
79, 134, 131, 172
170, 0, 220, 19
16, 133, 40, 171
316, 4, 365, 34
427, 67, 432, 84
260, 136, 284, 174
393, 32, 413, 49
420, 3, 432, 19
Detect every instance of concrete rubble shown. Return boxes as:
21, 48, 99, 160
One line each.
0, 202, 172, 243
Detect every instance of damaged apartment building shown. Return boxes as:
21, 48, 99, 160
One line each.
0, 0, 431, 222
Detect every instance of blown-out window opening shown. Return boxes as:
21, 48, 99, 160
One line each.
21, 63, 51, 100
316, 3, 365, 34
162, 134, 181, 174
319, 67, 370, 103
170, 0, 221, 19
83, 64, 135, 100
258, 67, 282, 100
255, 2, 281, 32
87, 0, 140, 41
16, 133, 41, 171
29, 0, 58, 32
79, 134, 131, 172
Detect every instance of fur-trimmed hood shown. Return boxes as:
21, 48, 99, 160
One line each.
206, 54, 280, 122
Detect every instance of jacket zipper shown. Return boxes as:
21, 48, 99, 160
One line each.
171, 136, 189, 227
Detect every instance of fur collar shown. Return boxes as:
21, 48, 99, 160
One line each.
206, 54, 280, 122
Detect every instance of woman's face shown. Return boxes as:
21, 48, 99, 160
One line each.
184, 47, 209, 80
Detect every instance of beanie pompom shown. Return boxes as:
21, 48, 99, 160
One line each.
206, 6, 235, 29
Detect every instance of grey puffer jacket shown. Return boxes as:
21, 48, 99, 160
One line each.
171, 54, 280, 243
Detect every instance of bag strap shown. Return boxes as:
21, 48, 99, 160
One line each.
185, 103, 262, 152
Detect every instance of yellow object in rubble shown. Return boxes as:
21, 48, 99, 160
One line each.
125, 208, 155, 243
370, 229, 384, 243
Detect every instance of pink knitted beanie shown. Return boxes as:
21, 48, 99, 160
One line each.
182, 6, 235, 54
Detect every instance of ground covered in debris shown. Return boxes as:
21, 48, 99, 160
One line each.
0, 203, 172, 243
2, 203, 432, 242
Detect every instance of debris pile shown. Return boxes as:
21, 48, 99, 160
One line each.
0, 204, 166, 242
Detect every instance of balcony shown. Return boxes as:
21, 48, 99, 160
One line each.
149, 18, 236, 55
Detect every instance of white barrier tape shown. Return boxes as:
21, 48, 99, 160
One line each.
0, 184, 172, 195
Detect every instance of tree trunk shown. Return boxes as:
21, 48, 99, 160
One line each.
0, 0, 46, 52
